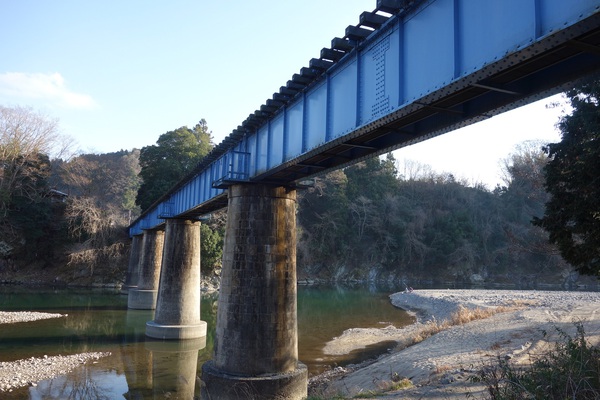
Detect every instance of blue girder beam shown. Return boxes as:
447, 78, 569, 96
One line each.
130, 0, 600, 236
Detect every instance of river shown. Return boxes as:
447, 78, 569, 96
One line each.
0, 284, 413, 399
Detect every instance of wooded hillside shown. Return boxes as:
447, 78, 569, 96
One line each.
2, 99, 597, 287
296, 149, 573, 286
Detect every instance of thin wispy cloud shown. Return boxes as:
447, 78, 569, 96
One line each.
0, 72, 97, 109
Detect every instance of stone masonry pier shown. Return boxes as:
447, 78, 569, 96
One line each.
121, 234, 142, 294
201, 183, 307, 399
146, 219, 207, 340
128, 228, 165, 310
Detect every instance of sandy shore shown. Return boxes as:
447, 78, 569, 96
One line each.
313, 289, 600, 399
0, 311, 111, 392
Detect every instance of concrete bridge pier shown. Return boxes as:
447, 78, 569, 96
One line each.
201, 184, 307, 400
128, 228, 165, 309
121, 234, 143, 294
146, 218, 207, 340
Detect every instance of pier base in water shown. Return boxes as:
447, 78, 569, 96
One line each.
145, 219, 206, 339
127, 289, 158, 310
128, 228, 165, 310
201, 184, 307, 399
201, 361, 308, 400
121, 234, 142, 294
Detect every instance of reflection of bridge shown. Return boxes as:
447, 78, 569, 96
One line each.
125, 1, 600, 398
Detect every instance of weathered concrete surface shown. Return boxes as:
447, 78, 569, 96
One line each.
146, 219, 206, 340
121, 234, 143, 294
202, 360, 308, 400
128, 228, 165, 310
202, 184, 307, 399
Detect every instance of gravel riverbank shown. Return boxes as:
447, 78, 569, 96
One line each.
0, 311, 66, 324
0, 352, 111, 392
0, 311, 111, 393
314, 289, 600, 399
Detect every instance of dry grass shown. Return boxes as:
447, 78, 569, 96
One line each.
412, 305, 518, 345
375, 377, 413, 391
433, 364, 453, 375
504, 299, 539, 307
352, 377, 414, 398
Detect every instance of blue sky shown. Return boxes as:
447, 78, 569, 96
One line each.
0, 0, 565, 188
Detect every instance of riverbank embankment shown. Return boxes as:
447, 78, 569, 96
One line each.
313, 289, 600, 399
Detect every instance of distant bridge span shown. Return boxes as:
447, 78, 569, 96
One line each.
130, 0, 600, 235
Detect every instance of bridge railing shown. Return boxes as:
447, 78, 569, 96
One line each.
212, 150, 251, 189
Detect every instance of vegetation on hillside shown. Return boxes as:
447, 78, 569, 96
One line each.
52, 150, 142, 281
296, 146, 570, 284
0, 105, 70, 270
0, 109, 223, 283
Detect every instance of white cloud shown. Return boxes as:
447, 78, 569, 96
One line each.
0, 72, 97, 109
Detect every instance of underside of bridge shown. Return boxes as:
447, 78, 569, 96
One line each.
255, 15, 600, 187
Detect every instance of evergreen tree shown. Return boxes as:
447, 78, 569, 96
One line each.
533, 80, 600, 276
297, 169, 350, 270
201, 222, 223, 275
136, 120, 213, 211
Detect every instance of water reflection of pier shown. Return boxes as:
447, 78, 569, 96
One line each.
146, 338, 206, 399
123, 310, 206, 399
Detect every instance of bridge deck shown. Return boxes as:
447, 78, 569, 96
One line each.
130, 0, 600, 235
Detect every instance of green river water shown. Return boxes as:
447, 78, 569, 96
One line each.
0, 284, 413, 399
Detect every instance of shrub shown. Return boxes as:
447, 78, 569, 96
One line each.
477, 323, 600, 400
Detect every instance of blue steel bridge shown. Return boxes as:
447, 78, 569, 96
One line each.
129, 0, 600, 235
